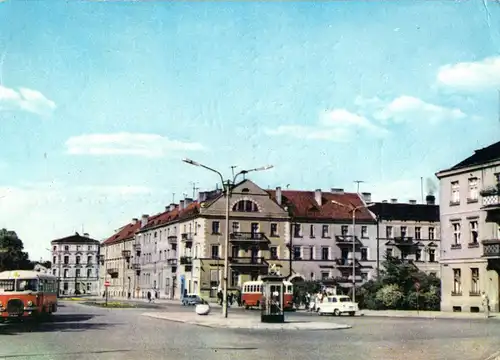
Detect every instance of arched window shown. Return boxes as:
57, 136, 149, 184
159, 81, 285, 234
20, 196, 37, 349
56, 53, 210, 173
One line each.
232, 200, 259, 212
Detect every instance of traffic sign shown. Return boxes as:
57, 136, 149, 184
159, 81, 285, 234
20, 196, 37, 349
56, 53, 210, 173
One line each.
104, 281, 110, 287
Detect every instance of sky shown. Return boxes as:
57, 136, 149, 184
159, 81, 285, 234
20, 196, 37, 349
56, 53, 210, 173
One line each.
0, 0, 499, 260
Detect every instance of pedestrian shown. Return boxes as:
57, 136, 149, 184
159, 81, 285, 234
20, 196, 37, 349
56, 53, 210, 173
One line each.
147, 291, 151, 303
482, 291, 490, 319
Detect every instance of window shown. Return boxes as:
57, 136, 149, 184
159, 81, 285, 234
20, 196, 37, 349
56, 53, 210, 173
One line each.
451, 181, 460, 203
386, 248, 393, 258
415, 249, 422, 261
87, 283, 91, 292
75, 269, 81, 278
0, 280, 14, 291
361, 248, 368, 261
470, 221, 478, 244
53, 256, 56, 264
232, 222, 240, 233
361, 226, 368, 238
63, 282, 68, 290
415, 227, 421, 240
471, 268, 479, 295
468, 177, 478, 201
309, 246, 314, 260
87, 255, 92, 264
250, 223, 259, 235
322, 225, 329, 238
309, 224, 315, 238
386, 226, 393, 239
53, 246, 56, 251
428, 248, 436, 262
88, 245, 92, 251
270, 223, 278, 237
63, 269, 69, 278
453, 223, 461, 245
293, 224, 301, 237
270, 247, 278, 260
76, 256, 81, 265
400, 226, 407, 238
230, 270, 238, 287
64, 246, 69, 251
52, 269, 56, 276
232, 200, 259, 212
453, 269, 462, 294
212, 221, 220, 234
76, 245, 81, 251
341, 225, 348, 236
211, 245, 219, 259
293, 246, 301, 260
64, 256, 69, 265
429, 227, 435, 240
87, 269, 92, 278
321, 247, 329, 261
321, 272, 329, 280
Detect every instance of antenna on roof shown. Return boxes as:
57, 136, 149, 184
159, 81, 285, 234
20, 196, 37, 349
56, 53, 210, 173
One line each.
286, 184, 290, 189
190, 182, 200, 199
354, 180, 365, 193
172, 193, 175, 203
183, 193, 188, 199
230, 165, 238, 179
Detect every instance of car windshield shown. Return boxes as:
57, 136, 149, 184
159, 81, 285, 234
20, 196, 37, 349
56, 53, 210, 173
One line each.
16, 279, 38, 292
0, 280, 14, 292
339, 297, 351, 302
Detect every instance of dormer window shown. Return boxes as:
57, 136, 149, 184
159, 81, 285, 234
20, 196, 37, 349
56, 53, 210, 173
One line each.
233, 200, 259, 212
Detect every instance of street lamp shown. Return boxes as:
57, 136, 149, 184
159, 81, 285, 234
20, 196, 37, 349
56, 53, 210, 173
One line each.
182, 158, 273, 318
331, 200, 374, 303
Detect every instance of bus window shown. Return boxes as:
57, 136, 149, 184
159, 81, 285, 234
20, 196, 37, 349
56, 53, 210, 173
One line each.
17, 279, 38, 291
0, 279, 14, 292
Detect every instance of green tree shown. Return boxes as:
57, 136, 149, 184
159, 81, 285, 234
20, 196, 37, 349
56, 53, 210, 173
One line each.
0, 228, 34, 272
375, 284, 404, 309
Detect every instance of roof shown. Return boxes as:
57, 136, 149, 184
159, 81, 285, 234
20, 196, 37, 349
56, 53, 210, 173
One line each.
370, 202, 439, 222
0, 270, 57, 280
51, 233, 100, 245
102, 220, 144, 245
444, 140, 500, 173
267, 190, 375, 222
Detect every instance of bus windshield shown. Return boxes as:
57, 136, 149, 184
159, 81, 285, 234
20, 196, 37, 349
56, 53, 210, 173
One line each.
16, 279, 38, 292
0, 279, 14, 292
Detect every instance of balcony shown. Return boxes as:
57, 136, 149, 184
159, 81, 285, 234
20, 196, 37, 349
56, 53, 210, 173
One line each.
167, 258, 178, 266
181, 233, 193, 241
481, 185, 500, 220
229, 257, 269, 274
107, 268, 118, 275
335, 235, 362, 248
168, 235, 177, 243
180, 256, 192, 265
335, 258, 361, 268
230, 232, 270, 249
98, 255, 104, 265
132, 263, 141, 270
122, 250, 131, 259
336, 275, 363, 284
133, 243, 141, 256
482, 239, 500, 258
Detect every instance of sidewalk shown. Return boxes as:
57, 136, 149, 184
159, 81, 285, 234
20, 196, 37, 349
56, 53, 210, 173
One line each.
360, 309, 498, 320
143, 311, 351, 330
81, 296, 223, 308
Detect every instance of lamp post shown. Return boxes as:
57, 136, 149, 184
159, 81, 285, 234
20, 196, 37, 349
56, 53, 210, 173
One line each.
331, 200, 374, 303
182, 158, 273, 318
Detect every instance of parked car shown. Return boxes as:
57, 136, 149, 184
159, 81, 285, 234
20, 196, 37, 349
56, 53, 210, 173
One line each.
316, 295, 358, 316
181, 294, 203, 306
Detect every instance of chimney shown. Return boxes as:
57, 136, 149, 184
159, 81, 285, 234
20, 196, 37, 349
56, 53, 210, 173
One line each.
131, 218, 138, 225
184, 198, 193, 207
198, 191, 207, 203
390, 198, 397, 203
276, 186, 282, 205
409, 200, 417, 205
382, 200, 388, 203
426, 194, 436, 205
83, 233, 89, 238
361, 192, 372, 203
180, 200, 185, 210
331, 188, 344, 194
140, 214, 149, 227
315, 189, 322, 206
169, 203, 176, 212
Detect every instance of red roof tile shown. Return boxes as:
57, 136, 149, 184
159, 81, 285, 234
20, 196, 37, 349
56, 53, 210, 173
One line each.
102, 220, 143, 245
267, 190, 375, 222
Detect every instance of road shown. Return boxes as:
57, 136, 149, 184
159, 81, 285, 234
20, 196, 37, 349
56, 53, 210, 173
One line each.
0, 302, 499, 360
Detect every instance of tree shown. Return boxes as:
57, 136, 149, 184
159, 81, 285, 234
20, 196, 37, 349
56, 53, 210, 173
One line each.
0, 228, 34, 272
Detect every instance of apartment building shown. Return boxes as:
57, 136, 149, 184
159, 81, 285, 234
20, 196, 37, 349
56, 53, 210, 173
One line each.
267, 187, 377, 288
99, 216, 149, 298
436, 140, 500, 312
370, 196, 440, 276
50, 233, 100, 296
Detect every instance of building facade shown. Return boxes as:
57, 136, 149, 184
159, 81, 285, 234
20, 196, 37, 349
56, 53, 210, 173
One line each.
50, 233, 100, 296
437, 140, 500, 312
370, 196, 441, 276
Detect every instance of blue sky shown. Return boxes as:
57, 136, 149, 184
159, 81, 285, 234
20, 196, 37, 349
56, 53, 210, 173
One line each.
0, 1, 499, 260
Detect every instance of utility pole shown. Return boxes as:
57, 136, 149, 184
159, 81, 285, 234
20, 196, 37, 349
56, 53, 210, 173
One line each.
191, 182, 200, 199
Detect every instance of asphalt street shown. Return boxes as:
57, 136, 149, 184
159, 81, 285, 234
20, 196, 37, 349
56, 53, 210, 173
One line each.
0, 302, 499, 360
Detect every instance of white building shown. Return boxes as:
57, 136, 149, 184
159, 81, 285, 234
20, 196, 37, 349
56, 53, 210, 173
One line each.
51, 232, 100, 296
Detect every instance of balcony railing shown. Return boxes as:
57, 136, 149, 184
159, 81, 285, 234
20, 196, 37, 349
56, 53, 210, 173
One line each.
230, 233, 269, 247
393, 236, 415, 246
482, 239, 500, 258
229, 257, 268, 266
335, 258, 361, 267
180, 256, 192, 265
107, 268, 118, 275
481, 184, 500, 209
168, 235, 177, 242
181, 233, 194, 241
132, 263, 141, 270
167, 259, 178, 266
133, 243, 141, 254
122, 250, 131, 258
335, 235, 361, 246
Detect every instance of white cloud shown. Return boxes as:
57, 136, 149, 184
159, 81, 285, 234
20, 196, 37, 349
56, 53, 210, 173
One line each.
0, 183, 161, 260
65, 132, 205, 157
437, 56, 500, 90
264, 108, 388, 142
373, 95, 466, 124
0, 85, 56, 116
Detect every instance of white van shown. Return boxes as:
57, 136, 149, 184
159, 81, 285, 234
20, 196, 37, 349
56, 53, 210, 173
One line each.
316, 295, 358, 316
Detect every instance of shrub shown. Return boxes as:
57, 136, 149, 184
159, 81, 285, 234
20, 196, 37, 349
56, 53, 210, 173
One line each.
375, 284, 404, 309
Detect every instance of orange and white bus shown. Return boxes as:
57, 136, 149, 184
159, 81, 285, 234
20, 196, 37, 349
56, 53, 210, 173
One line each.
241, 280, 294, 310
0, 270, 58, 321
